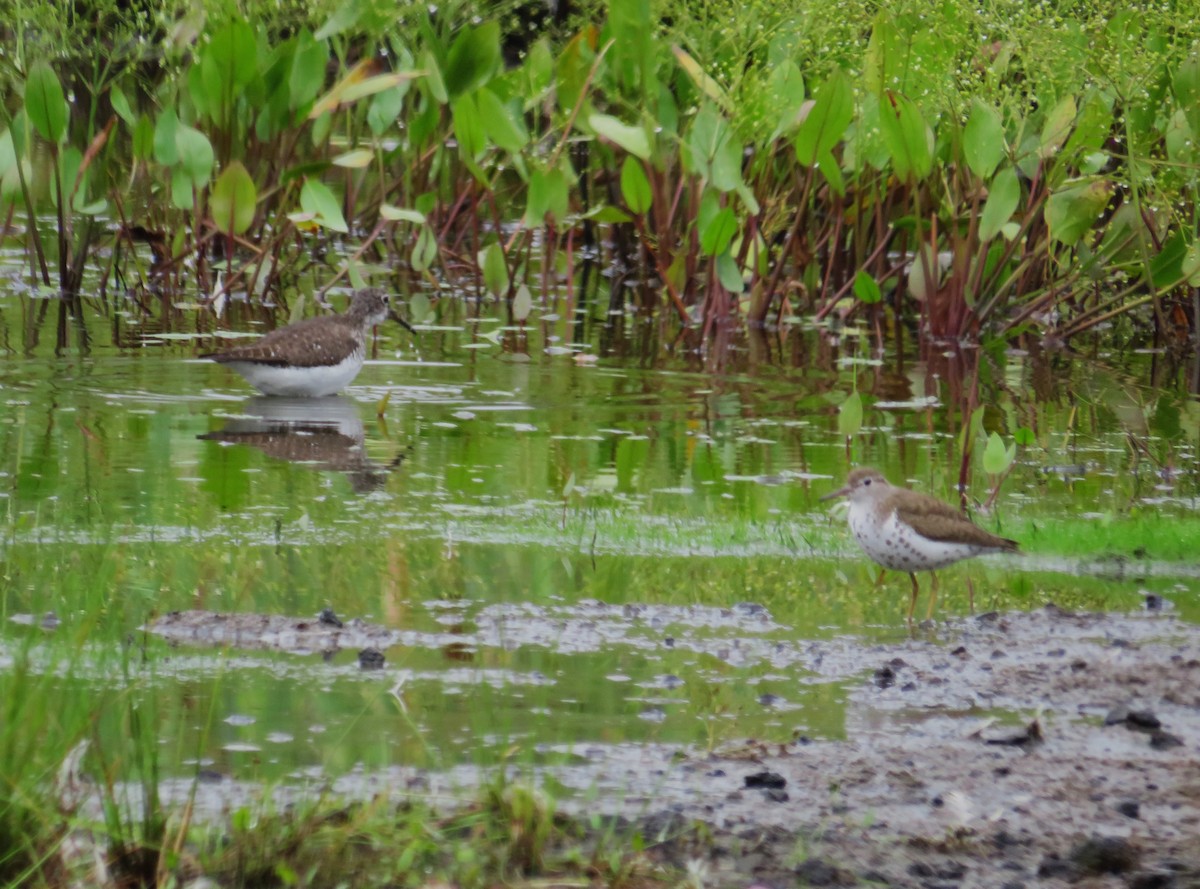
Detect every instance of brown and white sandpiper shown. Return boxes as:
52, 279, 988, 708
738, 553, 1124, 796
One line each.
821, 467, 1018, 620
202, 288, 413, 397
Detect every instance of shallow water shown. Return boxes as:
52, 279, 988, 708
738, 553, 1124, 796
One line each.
1, 285, 1198, 783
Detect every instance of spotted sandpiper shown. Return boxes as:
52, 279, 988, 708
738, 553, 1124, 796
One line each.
202, 288, 414, 397
821, 468, 1018, 620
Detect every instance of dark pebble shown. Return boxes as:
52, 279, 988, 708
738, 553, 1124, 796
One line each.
318, 607, 343, 628
758, 693, 781, 706
794, 858, 845, 886
874, 665, 897, 689
906, 861, 935, 877
744, 770, 786, 789
1117, 799, 1141, 819
1070, 835, 1140, 875
1130, 873, 1177, 889
663, 636, 674, 647
358, 647, 386, 670
1037, 856, 1078, 879
706, 768, 726, 778
1070, 659, 1088, 671
1145, 593, 1165, 610
1150, 730, 1184, 750
1127, 710, 1162, 730
951, 645, 968, 657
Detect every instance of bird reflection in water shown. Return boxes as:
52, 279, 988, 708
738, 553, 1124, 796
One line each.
198, 396, 405, 494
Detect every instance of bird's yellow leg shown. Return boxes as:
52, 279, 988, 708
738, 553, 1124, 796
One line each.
907, 573, 920, 622
965, 575, 976, 614
925, 572, 939, 620
874, 568, 888, 588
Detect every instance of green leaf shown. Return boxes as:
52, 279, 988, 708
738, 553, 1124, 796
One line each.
132, 114, 155, 161
367, 84, 407, 135
512, 284, 533, 321
620, 157, 652, 214
983, 431, 1016, 475
170, 166, 193, 209
1039, 95, 1076, 159
444, 22, 501, 98
1173, 53, 1200, 140
963, 100, 1005, 179
1045, 179, 1112, 246
480, 242, 509, 297
314, 1, 361, 41
332, 149, 373, 168
110, 85, 135, 126
699, 206, 737, 257
412, 224, 438, 271
794, 70, 853, 166
768, 61, 806, 138
211, 161, 257, 235
837, 391, 863, 437
477, 87, 527, 154
300, 177, 348, 233
979, 166, 1020, 243
879, 91, 932, 181
25, 61, 69, 143
207, 20, 258, 90
380, 205, 426, 224
154, 109, 180, 165
450, 94, 486, 161
588, 113, 650, 160
715, 252, 744, 292
853, 269, 882, 304
1013, 426, 1036, 447
175, 124, 214, 187
289, 30, 329, 110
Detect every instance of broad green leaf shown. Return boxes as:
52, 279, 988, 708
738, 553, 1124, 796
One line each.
480, 242, 509, 297
211, 161, 257, 235
879, 91, 932, 181
1148, 230, 1189, 289
620, 157, 652, 214
672, 45, 730, 109
300, 177, 348, 232
332, 149, 373, 168
524, 167, 570, 225
715, 252, 744, 292
1173, 54, 1200, 139
314, 1, 361, 41
380, 205, 426, 224
837, 391, 863, 437
1039, 95, 1076, 159
768, 61, 806, 138
794, 70, 853, 166
1045, 179, 1111, 246
444, 22, 501, 98
699, 206, 737, 256
132, 114, 155, 160
175, 124, 214, 186
154, 109, 180, 165
853, 269, 882, 304
963, 100, 1004, 179
170, 166, 193, 209
979, 166, 1020, 242
367, 84, 407, 135
1013, 426, 1036, 447
412, 224, 438, 271
110, 85, 135, 126
25, 61, 69, 143
512, 284, 533, 321
477, 87, 527, 153
207, 20, 257, 90
289, 30, 329, 110
588, 113, 650, 160
450, 94, 486, 161
983, 431, 1016, 475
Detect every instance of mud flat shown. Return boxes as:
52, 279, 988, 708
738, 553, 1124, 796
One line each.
151, 604, 1200, 888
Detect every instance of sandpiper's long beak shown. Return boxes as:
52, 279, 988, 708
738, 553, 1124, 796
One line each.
389, 310, 417, 335
819, 484, 850, 502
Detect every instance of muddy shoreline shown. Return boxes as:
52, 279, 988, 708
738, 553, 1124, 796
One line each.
150, 605, 1200, 888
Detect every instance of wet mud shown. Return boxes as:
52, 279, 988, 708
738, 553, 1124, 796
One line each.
149, 604, 1200, 888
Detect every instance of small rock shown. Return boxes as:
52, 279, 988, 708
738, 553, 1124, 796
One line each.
358, 648, 385, 670
793, 858, 856, 886
318, 607, 343, 628
1144, 593, 1165, 611
1116, 800, 1141, 819
744, 770, 786, 789
1150, 730, 1183, 750
1127, 710, 1162, 730
763, 787, 788, 803
906, 861, 936, 877
1070, 835, 1140, 875
874, 665, 897, 689
1129, 874, 1176, 889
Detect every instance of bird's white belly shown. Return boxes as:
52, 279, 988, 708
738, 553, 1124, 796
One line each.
224, 351, 365, 397
849, 507, 984, 572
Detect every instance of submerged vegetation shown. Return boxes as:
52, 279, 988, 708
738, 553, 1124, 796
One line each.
0, 0, 1198, 358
